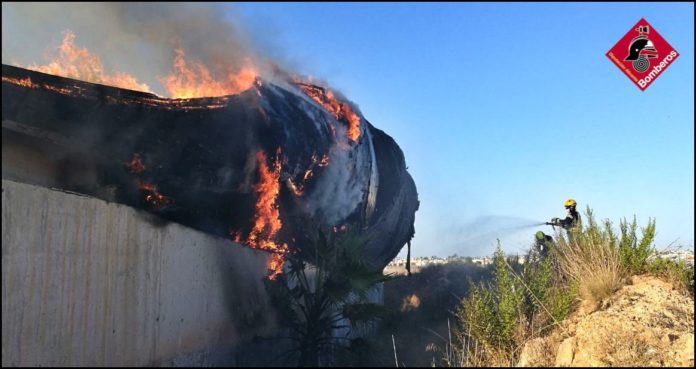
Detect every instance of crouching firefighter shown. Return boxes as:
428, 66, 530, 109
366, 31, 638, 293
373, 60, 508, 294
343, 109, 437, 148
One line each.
534, 231, 554, 259
546, 198, 581, 231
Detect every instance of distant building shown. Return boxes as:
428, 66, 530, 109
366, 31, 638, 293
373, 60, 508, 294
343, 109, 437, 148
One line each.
651, 249, 695, 267
387, 252, 533, 270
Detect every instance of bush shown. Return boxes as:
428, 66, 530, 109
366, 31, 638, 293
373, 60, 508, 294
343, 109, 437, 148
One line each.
553, 207, 659, 302
554, 213, 623, 302
452, 247, 524, 366
618, 216, 656, 274
545, 281, 578, 323
647, 255, 695, 297
522, 254, 551, 319
451, 207, 670, 367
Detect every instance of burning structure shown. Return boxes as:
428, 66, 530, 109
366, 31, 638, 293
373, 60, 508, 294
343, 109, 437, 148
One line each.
2, 63, 419, 279
2, 4, 418, 365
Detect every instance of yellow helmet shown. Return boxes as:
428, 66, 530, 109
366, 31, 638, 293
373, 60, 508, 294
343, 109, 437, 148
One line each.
564, 198, 577, 208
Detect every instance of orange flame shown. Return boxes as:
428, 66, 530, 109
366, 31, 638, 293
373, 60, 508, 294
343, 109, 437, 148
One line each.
160, 48, 257, 98
137, 180, 172, 209
295, 82, 361, 142
125, 153, 146, 174
303, 169, 314, 182
287, 179, 304, 197
26, 31, 151, 93
237, 148, 289, 280
288, 151, 330, 197
401, 294, 421, 312
2, 76, 38, 88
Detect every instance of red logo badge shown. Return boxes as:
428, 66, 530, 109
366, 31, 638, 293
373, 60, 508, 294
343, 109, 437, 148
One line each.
606, 18, 679, 91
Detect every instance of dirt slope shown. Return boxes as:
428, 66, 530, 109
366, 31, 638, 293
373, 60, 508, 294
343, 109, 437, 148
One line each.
518, 275, 694, 367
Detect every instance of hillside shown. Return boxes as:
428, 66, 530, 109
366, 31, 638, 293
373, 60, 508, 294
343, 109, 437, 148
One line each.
518, 275, 694, 367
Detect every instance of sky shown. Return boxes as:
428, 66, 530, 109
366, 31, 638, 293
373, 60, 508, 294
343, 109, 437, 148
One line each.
2, 3, 693, 258
231, 2, 694, 257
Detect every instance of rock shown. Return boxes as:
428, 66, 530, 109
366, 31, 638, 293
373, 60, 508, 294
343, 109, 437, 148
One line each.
517, 338, 546, 367
677, 334, 694, 367
512, 275, 694, 367
554, 337, 575, 366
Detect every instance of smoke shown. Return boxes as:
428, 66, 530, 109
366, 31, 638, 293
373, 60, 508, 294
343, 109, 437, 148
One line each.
1, 3, 274, 96
2, 2, 372, 226
306, 124, 364, 225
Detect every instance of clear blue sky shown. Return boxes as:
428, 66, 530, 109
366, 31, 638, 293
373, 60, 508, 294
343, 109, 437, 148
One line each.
233, 2, 694, 257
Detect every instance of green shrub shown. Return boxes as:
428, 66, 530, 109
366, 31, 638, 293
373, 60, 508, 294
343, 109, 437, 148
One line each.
546, 281, 578, 322
451, 207, 668, 367
647, 256, 694, 296
453, 246, 524, 366
523, 252, 552, 314
618, 216, 656, 274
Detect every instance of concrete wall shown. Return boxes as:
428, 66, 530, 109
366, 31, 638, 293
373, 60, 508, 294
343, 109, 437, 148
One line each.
1, 179, 279, 366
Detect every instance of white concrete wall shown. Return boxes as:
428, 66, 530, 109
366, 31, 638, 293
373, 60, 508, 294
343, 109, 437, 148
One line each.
1, 180, 278, 366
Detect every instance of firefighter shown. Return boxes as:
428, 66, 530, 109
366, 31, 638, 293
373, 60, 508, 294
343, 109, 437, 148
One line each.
534, 231, 554, 259
548, 198, 581, 231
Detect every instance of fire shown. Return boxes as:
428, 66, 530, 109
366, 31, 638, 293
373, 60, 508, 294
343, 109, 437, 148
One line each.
18, 30, 258, 99
287, 151, 330, 197
3, 73, 93, 98
26, 31, 152, 93
401, 294, 421, 312
303, 169, 314, 182
125, 153, 146, 174
295, 82, 361, 142
2, 76, 38, 88
160, 48, 257, 99
287, 179, 304, 197
137, 180, 172, 209
318, 154, 330, 167
236, 148, 289, 280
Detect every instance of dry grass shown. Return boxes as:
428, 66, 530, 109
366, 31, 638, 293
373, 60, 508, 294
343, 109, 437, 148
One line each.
555, 231, 624, 303
446, 320, 517, 367
598, 326, 667, 366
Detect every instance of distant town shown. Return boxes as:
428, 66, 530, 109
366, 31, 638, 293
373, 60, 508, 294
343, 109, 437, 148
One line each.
385, 248, 694, 275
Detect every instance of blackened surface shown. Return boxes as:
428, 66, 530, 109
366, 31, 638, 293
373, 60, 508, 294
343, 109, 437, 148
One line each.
2, 64, 418, 268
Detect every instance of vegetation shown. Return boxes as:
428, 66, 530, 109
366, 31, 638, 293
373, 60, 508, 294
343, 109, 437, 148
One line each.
345, 261, 494, 366
647, 254, 695, 297
449, 207, 692, 367
266, 228, 392, 367
264, 207, 692, 367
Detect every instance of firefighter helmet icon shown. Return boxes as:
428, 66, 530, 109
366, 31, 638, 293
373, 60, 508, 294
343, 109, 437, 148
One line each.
624, 25, 658, 72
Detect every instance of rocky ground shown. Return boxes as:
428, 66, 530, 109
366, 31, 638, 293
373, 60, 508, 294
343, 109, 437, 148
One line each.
518, 275, 694, 367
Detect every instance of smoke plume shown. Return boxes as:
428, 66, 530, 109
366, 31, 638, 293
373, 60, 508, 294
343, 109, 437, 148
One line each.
1, 3, 272, 96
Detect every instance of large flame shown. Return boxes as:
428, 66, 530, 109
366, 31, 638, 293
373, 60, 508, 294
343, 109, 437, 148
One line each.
160, 48, 257, 99
26, 31, 152, 93
238, 148, 289, 280
295, 82, 361, 142
19, 30, 258, 99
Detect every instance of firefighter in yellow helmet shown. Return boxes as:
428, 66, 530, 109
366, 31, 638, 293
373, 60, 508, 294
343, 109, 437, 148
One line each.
547, 198, 581, 230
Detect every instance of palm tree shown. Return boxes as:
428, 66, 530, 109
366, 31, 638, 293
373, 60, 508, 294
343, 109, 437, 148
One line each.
268, 227, 393, 367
